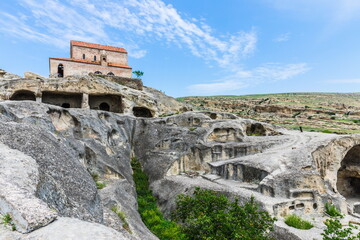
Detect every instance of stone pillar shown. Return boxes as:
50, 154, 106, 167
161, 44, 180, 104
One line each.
82, 93, 90, 109
36, 97, 42, 103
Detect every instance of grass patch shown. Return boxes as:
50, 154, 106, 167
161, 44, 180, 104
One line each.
91, 173, 106, 189
325, 203, 342, 217
111, 206, 132, 233
131, 157, 186, 240
285, 214, 313, 230
1, 213, 16, 231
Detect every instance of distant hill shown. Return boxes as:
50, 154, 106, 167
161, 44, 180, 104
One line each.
178, 93, 360, 134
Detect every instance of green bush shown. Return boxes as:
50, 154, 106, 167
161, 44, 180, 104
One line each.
284, 214, 313, 230
325, 203, 342, 217
173, 187, 276, 240
322, 217, 360, 240
131, 157, 186, 240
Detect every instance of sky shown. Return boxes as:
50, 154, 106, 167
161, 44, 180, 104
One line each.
1, 0, 360, 97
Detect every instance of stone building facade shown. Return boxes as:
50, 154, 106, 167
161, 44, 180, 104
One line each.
49, 41, 132, 78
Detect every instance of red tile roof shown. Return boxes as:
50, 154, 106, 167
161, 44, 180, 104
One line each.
70, 40, 127, 53
49, 58, 132, 69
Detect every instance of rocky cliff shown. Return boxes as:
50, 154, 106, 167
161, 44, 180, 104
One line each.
1, 74, 360, 239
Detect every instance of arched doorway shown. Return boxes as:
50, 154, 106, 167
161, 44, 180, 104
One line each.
99, 102, 110, 111
58, 64, 64, 77
61, 103, 70, 108
133, 107, 153, 118
10, 90, 36, 101
337, 145, 360, 198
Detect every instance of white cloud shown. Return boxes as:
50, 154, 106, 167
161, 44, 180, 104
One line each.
0, 0, 257, 65
273, 33, 290, 42
189, 80, 249, 95
327, 79, 360, 84
0, 0, 309, 95
188, 63, 310, 95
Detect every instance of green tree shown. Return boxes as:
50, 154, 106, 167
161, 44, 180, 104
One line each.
173, 187, 276, 240
132, 70, 144, 78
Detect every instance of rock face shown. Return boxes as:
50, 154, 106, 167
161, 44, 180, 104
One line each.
1, 92, 360, 238
0, 71, 191, 117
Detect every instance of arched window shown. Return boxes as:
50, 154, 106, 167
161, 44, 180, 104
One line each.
102, 57, 106, 62
57, 64, 64, 77
94, 71, 102, 75
107, 72, 114, 76
99, 102, 110, 111
83, 54, 85, 60
94, 56, 96, 61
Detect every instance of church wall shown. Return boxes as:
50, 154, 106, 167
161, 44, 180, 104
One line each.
49, 59, 132, 78
71, 46, 128, 65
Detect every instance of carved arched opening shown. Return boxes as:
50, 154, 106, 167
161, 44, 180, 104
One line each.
337, 145, 360, 198
99, 102, 110, 111
10, 90, 36, 101
133, 107, 153, 118
61, 103, 70, 108
58, 64, 64, 77
107, 72, 114, 76
94, 71, 102, 75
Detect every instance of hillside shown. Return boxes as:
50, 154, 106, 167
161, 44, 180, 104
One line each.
178, 92, 360, 134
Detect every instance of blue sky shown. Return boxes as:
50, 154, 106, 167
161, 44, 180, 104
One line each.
1, 0, 360, 97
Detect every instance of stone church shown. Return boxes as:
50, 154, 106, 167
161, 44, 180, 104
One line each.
49, 40, 132, 78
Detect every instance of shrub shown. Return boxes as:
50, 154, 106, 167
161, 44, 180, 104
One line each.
131, 157, 186, 240
325, 203, 342, 217
284, 214, 313, 230
132, 70, 144, 78
322, 217, 360, 240
173, 187, 276, 240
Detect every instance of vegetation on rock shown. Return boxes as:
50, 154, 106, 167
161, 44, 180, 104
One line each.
325, 203, 342, 218
173, 187, 276, 240
131, 157, 186, 240
322, 216, 360, 240
132, 70, 144, 78
284, 214, 313, 230
111, 206, 132, 233
1, 213, 16, 231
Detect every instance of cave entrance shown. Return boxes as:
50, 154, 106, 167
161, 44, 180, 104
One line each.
89, 94, 122, 113
10, 90, 36, 101
133, 107, 153, 118
42, 92, 82, 108
246, 123, 266, 136
337, 145, 360, 201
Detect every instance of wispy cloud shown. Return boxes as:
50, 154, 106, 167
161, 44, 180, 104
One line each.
0, 0, 309, 94
0, 0, 256, 62
188, 63, 310, 94
327, 79, 360, 84
273, 33, 290, 42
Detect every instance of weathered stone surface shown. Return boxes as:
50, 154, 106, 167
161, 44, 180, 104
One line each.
23, 72, 44, 80
0, 72, 191, 117
25, 217, 135, 240
1, 94, 360, 239
0, 144, 57, 233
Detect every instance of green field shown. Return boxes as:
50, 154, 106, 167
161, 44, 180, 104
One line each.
179, 93, 360, 135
